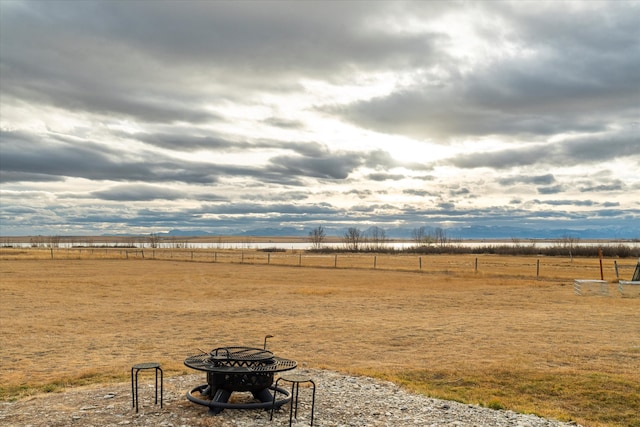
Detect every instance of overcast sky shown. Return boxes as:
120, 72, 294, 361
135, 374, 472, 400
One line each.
1, 0, 639, 238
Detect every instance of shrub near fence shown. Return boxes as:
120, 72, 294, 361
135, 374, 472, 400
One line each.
2, 247, 637, 283
397, 243, 640, 258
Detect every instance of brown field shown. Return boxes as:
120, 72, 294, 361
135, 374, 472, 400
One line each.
1, 250, 638, 426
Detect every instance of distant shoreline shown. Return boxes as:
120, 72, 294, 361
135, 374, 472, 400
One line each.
1, 235, 637, 244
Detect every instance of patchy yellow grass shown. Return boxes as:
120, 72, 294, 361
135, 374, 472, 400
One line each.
0, 254, 638, 426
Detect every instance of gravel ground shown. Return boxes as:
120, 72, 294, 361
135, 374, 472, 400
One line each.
0, 369, 582, 427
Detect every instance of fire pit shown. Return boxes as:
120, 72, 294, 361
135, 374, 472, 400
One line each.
184, 346, 297, 413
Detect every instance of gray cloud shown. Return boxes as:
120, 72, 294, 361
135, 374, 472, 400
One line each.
447, 132, 639, 169
449, 187, 471, 196
131, 133, 236, 152
534, 199, 596, 207
602, 202, 621, 208
267, 151, 364, 180
2, 129, 395, 187
0, 130, 221, 184
499, 174, 555, 186
367, 173, 406, 181
0, 171, 66, 183
403, 189, 438, 197
91, 185, 186, 201
198, 202, 339, 217
579, 182, 625, 193
537, 185, 564, 195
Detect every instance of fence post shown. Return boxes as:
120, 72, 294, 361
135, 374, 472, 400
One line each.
614, 260, 619, 279
536, 259, 540, 277
50, 248, 54, 259
475, 257, 478, 272
419, 257, 422, 270
334, 254, 338, 268
299, 253, 302, 266
374, 255, 377, 269
598, 247, 604, 280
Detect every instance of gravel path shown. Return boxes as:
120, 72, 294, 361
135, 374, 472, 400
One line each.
0, 369, 582, 427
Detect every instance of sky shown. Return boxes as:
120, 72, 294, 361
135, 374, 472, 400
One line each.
1, 0, 639, 239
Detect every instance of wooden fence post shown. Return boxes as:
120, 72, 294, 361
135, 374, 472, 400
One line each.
536, 259, 540, 277
598, 248, 604, 280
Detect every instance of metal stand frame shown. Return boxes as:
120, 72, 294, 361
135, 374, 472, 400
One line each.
131, 362, 163, 412
270, 374, 316, 426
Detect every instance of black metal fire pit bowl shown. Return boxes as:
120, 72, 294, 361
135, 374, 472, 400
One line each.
184, 346, 297, 414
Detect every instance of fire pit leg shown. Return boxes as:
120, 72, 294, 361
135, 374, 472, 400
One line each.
213, 388, 231, 402
210, 388, 232, 414
252, 387, 274, 404
208, 407, 223, 415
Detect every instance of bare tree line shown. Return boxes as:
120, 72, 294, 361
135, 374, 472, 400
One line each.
303, 226, 639, 257
307, 225, 451, 252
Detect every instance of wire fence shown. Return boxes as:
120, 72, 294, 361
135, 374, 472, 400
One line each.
2, 247, 638, 283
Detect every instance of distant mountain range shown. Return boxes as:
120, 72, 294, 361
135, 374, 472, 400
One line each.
152, 225, 639, 241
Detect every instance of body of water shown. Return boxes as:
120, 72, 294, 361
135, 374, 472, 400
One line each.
4, 240, 638, 250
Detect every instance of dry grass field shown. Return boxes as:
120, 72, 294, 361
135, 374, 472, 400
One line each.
1, 251, 638, 426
